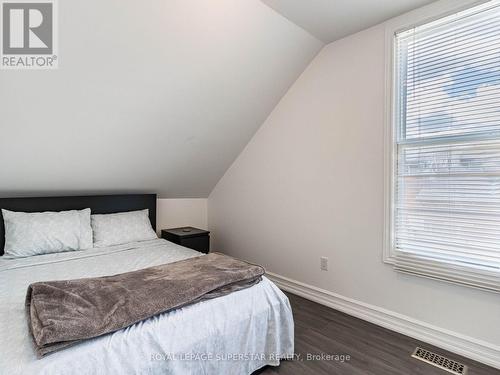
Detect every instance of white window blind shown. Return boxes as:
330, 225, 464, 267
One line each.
392, 0, 500, 291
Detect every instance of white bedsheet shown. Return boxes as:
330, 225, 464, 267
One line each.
0, 239, 294, 375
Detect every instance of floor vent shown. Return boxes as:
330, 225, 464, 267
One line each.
412, 347, 467, 375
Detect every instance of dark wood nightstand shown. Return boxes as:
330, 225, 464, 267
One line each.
161, 227, 210, 254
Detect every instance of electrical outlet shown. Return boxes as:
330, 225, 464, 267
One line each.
320, 257, 328, 271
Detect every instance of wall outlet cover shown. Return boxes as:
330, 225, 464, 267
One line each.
320, 257, 328, 271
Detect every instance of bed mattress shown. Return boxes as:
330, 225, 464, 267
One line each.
0, 238, 294, 375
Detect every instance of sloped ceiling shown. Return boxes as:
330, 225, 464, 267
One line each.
261, 0, 436, 43
0, 0, 322, 198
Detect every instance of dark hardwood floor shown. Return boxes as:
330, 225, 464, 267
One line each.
255, 292, 499, 375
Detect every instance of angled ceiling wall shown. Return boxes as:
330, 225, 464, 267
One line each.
0, 0, 323, 198
261, 0, 437, 43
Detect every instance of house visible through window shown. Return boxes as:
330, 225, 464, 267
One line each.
389, 0, 500, 291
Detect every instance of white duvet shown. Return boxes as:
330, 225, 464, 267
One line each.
0, 239, 294, 375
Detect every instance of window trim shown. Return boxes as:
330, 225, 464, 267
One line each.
383, 0, 494, 265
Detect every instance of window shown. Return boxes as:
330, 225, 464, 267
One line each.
387, 0, 500, 291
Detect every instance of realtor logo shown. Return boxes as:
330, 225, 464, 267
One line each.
1, 0, 58, 69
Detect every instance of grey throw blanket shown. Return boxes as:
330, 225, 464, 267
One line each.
25, 252, 264, 357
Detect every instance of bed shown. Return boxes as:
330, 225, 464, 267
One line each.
0, 194, 294, 375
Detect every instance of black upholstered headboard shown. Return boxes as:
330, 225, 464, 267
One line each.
0, 194, 157, 255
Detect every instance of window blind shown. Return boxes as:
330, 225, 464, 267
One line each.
392, 0, 500, 291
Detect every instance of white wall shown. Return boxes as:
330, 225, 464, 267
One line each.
157, 199, 207, 233
262, 0, 435, 42
0, 0, 322, 198
208, 22, 500, 349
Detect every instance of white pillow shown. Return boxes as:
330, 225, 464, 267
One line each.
2, 208, 93, 258
91, 209, 157, 248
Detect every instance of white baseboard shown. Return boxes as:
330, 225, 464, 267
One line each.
266, 272, 500, 370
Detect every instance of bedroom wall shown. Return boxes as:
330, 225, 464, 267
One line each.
0, 0, 322, 198
208, 13, 500, 351
157, 199, 207, 233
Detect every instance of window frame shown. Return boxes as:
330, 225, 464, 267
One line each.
383, 0, 494, 265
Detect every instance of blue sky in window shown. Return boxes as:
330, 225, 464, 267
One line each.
402, 9, 500, 139
444, 66, 500, 99
404, 31, 500, 139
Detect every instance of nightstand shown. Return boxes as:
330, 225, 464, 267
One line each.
161, 227, 210, 254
